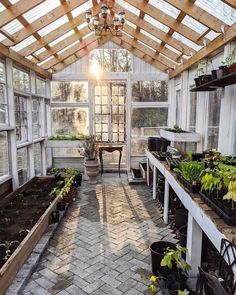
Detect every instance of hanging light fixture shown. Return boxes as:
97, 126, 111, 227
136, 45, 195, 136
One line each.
85, 4, 125, 36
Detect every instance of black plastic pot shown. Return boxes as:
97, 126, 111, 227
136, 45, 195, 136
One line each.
174, 207, 188, 229
194, 77, 200, 87
51, 210, 60, 223
54, 173, 62, 181
57, 201, 66, 211
75, 174, 82, 186
148, 137, 162, 152
150, 241, 176, 276
219, 65, 230, 76
199, 74, 212, 85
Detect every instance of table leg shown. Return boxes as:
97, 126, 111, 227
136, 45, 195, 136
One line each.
147, 158, 150, 186
118, 149, 122, 177
99, 150, 103, 175
153, 166, 157, 200
163, 179, 169, 224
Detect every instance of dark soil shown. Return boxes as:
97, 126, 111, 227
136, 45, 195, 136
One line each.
0, 178, 59, 269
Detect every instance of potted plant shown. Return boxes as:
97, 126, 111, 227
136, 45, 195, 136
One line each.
83, 135, 99, 184
160, 125, 200, 143
223, 181, 236, 215
221, 47, 236, 75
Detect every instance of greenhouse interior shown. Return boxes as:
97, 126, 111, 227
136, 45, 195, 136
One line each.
0, 0, 236, 294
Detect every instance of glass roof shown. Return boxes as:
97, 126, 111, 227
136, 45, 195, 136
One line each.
3, 19, 23, 34
172, 32, 203, 51
195, 0, 236, 25
48, 30, 74, 47
140, 29, 161, 44
116, 0, 140, 16
23, 0, 61, 24
182, 15, 208, 34
38, 16, 68, 37
71, 1, 92, 18
144, 15, 169, 33
57, 40, 80, 55
149, 0, 180, 18
11, 36, 37, 52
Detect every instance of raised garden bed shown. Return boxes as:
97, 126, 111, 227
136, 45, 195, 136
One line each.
176, 175, 201, 193
160, 129, 200, 143
0, 176, 76, 294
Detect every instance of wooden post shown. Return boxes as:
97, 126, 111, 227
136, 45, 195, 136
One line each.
163, 179, 169, 224
186, 213, 202, 277
153, 165, 157, 200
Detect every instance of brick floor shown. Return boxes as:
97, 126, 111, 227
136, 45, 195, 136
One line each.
21, 174, 177, 295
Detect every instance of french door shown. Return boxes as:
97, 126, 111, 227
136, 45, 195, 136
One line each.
94, 82, 126, 142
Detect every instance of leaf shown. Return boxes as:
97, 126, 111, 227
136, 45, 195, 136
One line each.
178, 290, 190, 295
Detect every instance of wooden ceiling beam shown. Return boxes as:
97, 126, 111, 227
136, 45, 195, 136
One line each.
119, 33, 176, 69
40, 34, 99, 70
0, 0, 45, 27
123, 24, 180, 62
1, 0, 88, 46
52, 37, 109, 73
125, 0, 209, 45
112, 36, 168, 72
114, 3, 194, 56
165, 0, 226, 32
169, 21, 236, 78
0, 42, 51, 78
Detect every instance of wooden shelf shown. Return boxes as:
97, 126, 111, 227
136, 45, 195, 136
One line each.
190, 72, 236, 92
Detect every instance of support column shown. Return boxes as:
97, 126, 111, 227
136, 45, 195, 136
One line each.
163, 179, 169, 224
147, 157, 150, 186
186, 213, 202, 277
153, 166, 157, 200
41, 141, 46, 175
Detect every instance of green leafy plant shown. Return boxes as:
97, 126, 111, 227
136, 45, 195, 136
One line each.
178, 290, 190, 295
164, 125, 188, 133
174, 161, 205, 185
49, 187, 61, 199
83, 135, 98, 160
223, 181, 236, 209
48, 133, 89, 141
221, 47, 236, 67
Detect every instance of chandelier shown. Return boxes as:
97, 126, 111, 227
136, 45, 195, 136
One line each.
85, 4, 125, 36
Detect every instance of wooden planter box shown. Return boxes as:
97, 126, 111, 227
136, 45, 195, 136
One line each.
160, 129, 201, 143
0, 176, 74, 294
45, 140, 85, 148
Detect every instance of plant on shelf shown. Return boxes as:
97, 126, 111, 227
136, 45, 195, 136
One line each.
164, 124, 187, 133
195, 58, 213, 86
221, 47, 236, 73
48, 133, 89, 141
223, 181, 236, 210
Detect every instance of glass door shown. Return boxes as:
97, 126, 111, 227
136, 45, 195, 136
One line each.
94, 82, 126, 143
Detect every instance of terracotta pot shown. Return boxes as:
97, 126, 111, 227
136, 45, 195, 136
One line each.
84, 159, 99, 184
229, 63, 236, 73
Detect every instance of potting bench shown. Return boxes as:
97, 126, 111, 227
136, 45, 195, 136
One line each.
146, 149, 236, 278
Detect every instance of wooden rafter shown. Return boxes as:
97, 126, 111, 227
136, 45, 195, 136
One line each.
1, 0, 88, 46
112, 36, 168, 72
124, 0, 209, 45
165, 0, 226, 33
40, 34, 100, 70
123, 24, 180, 62
0, 42, 51, 78
52, 37, 110, 73
119, 33, 176, 69
0, 0, 45, 28
114, 3, 194, 56
169, 21, 236, 78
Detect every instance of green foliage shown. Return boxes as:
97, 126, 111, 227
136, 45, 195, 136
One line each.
164, 125, 187, 133
161, 244, 191, 273
221, 47, 236, 67
0, 240, 19, 260
83, 135, 98, 160
223, 181, 236, 209
178, 290, 190, 295
48, 133, 89, 141
49, 187, 61, 199
174, 161, 205, 184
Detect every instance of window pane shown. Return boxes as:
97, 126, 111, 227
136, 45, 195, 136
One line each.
0, 62, 5, 83
207, 91, 221, 149
0, 84, 7, 124
0, 131, 9, 180
14, 95, 28, 143
13, 68, 30, 92
176, 90, 181, 126
51, 107, 89, 135
131, 108, 168, 137
36, 78, 46, 96
132, 81, 168, 102
189, 91, 197, 132
17, 147, 29, 186
131, 139, 147, 156
33, 143, 41, 176
32, 98, 40, 139
51, 81, 88, 102
90, 49, 132, 72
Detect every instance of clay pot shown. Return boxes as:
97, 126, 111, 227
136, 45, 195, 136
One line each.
84, 159, 99, 184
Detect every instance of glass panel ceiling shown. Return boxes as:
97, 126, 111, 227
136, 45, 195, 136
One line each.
182, 15, 208, 34
195, 0, 236, 25
149, 0, 180, 18
49, 30, 74, 47
3, 19, 23, 34
38, 15, 68, 37
164, 44, 181, 56
23, 0, 61, 24
140, 29, 161, 44
126, 20, 137, 30
57, 40, 80, 55
71, 1, 92, 18
12, 36, 37, 52
172, 32, 203, 51
0, 4, 5, 12
144, 15, 169, 33
116, 0, 140, 16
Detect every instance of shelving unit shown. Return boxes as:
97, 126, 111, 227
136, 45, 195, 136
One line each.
191, 72, 236, 92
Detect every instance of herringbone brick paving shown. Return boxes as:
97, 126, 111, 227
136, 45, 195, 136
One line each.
21, 174, 177, 295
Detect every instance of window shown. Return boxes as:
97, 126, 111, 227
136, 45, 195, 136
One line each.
131, 108, 168, 137
0, 131, 9, 181
17, 147, 29, 186
13, 67, 30, 92
15, 95, 28, 143
51, 81, 88, 102
207, 91, 221, 149
36, 77, 46, 96
176, 90, 181, 126
189, 91, 197, 132
0, 61, 7, 125
90, 49, 132, 72
45, 100, 50, 137
32, 98, 41, 139
132, 81, 168, 102
33, 143, 41, 175
131, 139, 148, 156
51, 107, 89, 135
